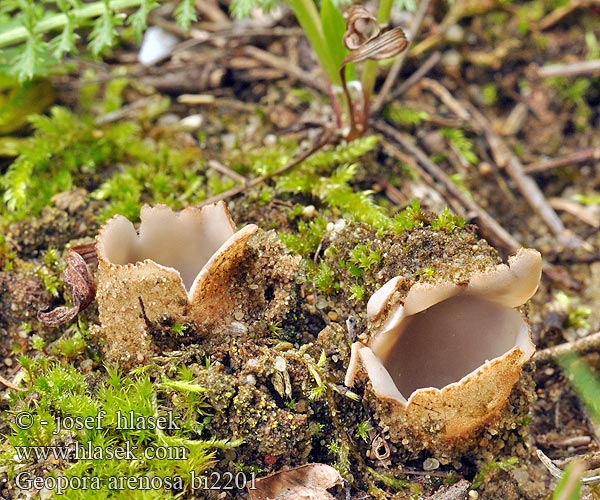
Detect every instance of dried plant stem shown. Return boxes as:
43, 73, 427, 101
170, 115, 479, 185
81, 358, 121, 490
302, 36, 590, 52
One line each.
372, 0, 432, 112
373, 120, 520, 252
0, 373, 24, 392
242, 46, 327, 93
197, 132, 335, 207
539, 0, 600, 30
374, 120, 580, 289
524, 147, 600, 174
207, 160, 247, 184
465, 103, 586, 250
532, 331, 600, 365
387, 50, 441, 101
419, 77, 587, 249
532, 59, 600, 79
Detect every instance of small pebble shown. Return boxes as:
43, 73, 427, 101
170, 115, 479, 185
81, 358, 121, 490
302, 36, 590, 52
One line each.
138, 26, 180, 66
274, 356, 286, 372
302, 205, 316, 218
4, 358, 13, 367
179, 114, 204, 130
327, 311, 339, 321
469, 491, 479, 499
234, 311, 244, 321
423, 457, 440, 471
221, 133, 237, 150
80, 359, 94, 373
445, 24, 465, 44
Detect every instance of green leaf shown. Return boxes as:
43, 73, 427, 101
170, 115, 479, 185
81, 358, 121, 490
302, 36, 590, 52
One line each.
174, 0, 196, 32
129, 0, 159, 41
51, 15, 79, 58
559, 353, 600, 424
320, 0, 347, 70
89, 0, 120, 54
552, 461, 585, 500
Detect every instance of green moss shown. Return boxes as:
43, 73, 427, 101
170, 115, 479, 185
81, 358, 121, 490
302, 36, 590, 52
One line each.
1, 359, 241, 498
348, 244, 382, 273
1, 107, 137, 221
279, 216, 328, 257
430, 208, 465, 232
471, 457, 518, 489
314, 260, 339, 294
440, 128, 478, 165
391, 199, 423, 233
383, 103, 430, 127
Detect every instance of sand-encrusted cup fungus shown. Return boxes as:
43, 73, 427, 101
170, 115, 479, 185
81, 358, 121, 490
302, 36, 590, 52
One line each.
94, 202, 258, 368
345, 248, 542, 457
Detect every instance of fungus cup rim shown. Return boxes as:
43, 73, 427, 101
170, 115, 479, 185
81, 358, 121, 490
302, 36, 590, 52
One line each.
345, 248, 542, 409
96, 201, 259, 301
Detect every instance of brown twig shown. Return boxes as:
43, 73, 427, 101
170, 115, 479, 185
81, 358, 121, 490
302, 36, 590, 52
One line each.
387, 51, 441, 102
524, 147, 600, 174
197, 131, 336, 207
531, 59, 600, 79
549, 197, 600, 228
420, 78, 470, 120
0, 373, 24, 392
532, 331, 600, 364
464, 102, 586, 250
242, 46, 327, 93
379, 137, 465, 214
207, 159, 248, 184
373, 119, 520, 252
539, 0, 600, 30
372, 0, 432, 112
373, 119, 581, 289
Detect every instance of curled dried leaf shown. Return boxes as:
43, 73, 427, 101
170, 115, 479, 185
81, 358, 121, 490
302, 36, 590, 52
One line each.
248, 463, 344, 500
38, 248, 96, 326
342, 27, 409, 66
343, 5, 381, 50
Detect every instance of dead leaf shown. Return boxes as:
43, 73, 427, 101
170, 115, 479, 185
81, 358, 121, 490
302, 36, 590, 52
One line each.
38, 247, 96, 326
343, 5, 381, 50
248, 463, 344, 500
342, 27, 409, 66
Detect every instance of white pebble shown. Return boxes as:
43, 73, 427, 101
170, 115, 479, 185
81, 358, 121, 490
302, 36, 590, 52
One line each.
138, 26, 180, 66
274, 356, 286, 372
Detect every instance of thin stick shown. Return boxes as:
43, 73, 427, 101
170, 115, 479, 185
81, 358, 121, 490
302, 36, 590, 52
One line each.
524, 147, 600, 174
373, 120, 521, 253
420, 78, 470, 120
387, 50, 441, 102
539, 0, 600, 30
379, 137, 465, 215
465, 102, 586, 250
373, 120, 581, 289
197, 132, 335, 207
207, 159, 248, 184
372, 0, 432, 112
242, 46, 327, 93
532, 59, 600, 79
0, 373, 24, 392
532, 331, 600, 364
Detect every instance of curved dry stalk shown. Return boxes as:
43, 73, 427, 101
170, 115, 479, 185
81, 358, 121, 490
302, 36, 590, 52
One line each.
536, 449, 600, 485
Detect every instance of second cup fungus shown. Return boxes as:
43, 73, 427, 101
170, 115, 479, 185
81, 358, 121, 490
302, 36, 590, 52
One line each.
94, 202, 268, 369
345, 248, 542, 458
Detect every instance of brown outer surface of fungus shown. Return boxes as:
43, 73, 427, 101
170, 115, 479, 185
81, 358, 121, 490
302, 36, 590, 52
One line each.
92, 202, 260, 369
345, 247, 541, 458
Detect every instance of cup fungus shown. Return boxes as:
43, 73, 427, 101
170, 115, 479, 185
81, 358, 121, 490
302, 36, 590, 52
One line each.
345, 248, 542, 454
94, 202, 258, 368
